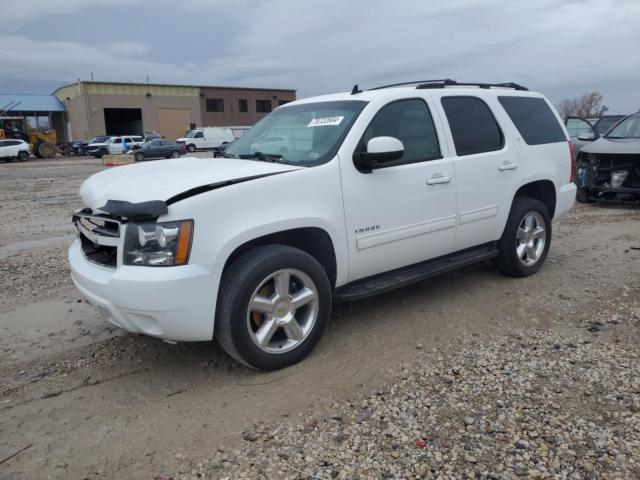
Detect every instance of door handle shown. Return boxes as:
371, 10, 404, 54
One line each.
426, 174, 452, 185
498, 161, 518, 171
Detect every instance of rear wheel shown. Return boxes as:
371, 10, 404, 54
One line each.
496, 197, 551, 277
216, 245, 331, 370
187, 143, 196, 153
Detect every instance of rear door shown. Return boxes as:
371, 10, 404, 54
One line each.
436, 93, 520, 251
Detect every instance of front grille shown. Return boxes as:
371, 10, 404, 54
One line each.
73, 209, 122, 268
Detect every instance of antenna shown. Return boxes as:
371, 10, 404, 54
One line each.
351, 84, 362, 95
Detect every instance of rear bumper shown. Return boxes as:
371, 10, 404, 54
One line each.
69, 239, 223, 341
555, 183, 576, 219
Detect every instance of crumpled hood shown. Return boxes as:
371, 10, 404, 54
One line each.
80, 157, 301, 210
581, 137, 640, 155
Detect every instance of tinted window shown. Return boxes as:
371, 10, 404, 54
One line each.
0, 141, 7, 147
359, 98, 441, 166
206, 98, 224, 112
498, 96, 566, 145
441, 96, 503, 156
114, 138, 122, 144
239, 99, 248, 112
194, 131, 204, 138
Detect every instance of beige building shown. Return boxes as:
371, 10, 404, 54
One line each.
53, 81, 296, 141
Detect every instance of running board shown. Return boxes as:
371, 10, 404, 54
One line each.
334, 245, 498, 301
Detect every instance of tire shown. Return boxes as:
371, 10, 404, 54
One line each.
496, 197, 551, 277
18, 151, 29, 162
134, 152, 144, 162
187, 144, 196, 153
215, 245, 332, 370
171, 150, 180, 158
576, 187, 594, 203
37, 141, 56, 158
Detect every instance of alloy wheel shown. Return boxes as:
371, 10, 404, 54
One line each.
246, 268, 319, 354
516, 211, 546, 266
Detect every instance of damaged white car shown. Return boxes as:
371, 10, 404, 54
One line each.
69, 79, 576, 370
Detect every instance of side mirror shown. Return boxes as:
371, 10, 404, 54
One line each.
577, 132, 598, 141
354, 136, 404, 172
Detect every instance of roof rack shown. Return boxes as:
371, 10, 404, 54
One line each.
351, 78, 528, 94
416, 79, 528, 91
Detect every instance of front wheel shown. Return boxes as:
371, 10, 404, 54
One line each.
134, 152, 144, 162
215, 245, 332, 370
496, 197, 551, 277
18, 151, 29, 162
187, 143, 196, 153
171, 150, 180, 158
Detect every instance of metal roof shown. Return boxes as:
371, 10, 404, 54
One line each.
0, 94, 65, 113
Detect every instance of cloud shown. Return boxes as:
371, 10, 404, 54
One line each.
1, 0, 639, 112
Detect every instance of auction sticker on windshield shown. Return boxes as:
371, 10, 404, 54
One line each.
307, 116, 344, 127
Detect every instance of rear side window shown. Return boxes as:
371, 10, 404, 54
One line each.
360, 98, 441, 166
498, 96, 566, 145
441, 96, 504, 156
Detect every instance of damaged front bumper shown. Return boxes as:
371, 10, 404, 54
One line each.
576, 152, 640, 202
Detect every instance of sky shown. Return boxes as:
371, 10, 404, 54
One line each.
1, 0, 639, 113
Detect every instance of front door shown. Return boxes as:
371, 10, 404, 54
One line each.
340, 97, 457, 281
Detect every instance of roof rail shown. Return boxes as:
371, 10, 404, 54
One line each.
416, 80, 528, 91
367, 79, 452, 91
351, 79, 529, 94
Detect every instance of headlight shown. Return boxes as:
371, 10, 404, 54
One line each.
123, 220, 193, 266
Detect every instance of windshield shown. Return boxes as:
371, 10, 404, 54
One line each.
225, 100, 367, 165
606, 113, 640, 138
594, 116, 624, 134
185, 130, 199, 138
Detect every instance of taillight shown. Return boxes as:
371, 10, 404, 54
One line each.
568, 141, 577, 182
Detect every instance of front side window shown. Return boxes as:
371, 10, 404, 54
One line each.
441, 96, 504, 156
206, 98, 224, 112
565, 118, 593, 138
113, 138, 122, 144
498, 96, 567, 145
358, 98, 441, 166
225, 100, 367, 166
256, 100, 272, 113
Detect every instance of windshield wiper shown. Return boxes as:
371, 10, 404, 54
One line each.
239, 151, 288, 163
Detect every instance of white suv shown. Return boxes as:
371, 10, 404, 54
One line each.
0, 139, 30, 162
86, 135, 144, 157
69, 79, 576, 370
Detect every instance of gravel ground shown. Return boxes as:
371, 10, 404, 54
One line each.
175, 288, 640, 480
1, 158, 639, 479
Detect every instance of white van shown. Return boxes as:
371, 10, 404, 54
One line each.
176, 127, 235, 152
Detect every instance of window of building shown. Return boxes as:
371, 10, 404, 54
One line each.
498, 96, 567, 145
239, 99, 248, 112
256, 100, 272, 113
357, 98, 441, 167
441, 96, 504, 156
206, 98, 224, 112
279, 100, 291, 106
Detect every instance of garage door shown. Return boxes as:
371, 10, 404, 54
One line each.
157, 109, 192, 140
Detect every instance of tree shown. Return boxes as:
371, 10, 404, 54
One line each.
557, 92, 608, 119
